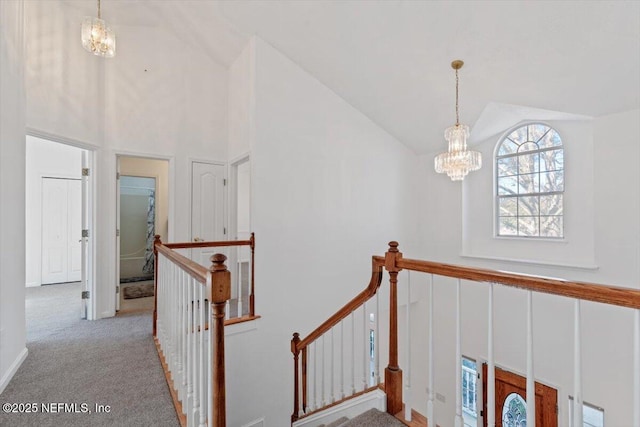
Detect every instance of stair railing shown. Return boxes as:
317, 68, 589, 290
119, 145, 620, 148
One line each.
292, 241, 640, 427
290, 255, 387, 423
153, 235, 255, 427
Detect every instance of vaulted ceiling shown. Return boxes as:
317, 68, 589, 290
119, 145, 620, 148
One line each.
71, 0, 640, 154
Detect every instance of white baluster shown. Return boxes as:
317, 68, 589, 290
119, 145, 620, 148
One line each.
427, 274, 435, 426
321, 334, 326, 407
487, 283, 495, 427
225, 300, 230, 321
188, 282, 202, 426
573, 299, 583, 427
199, 284, 206, 427
404, 271, 412, 421
526, 291, 535, 427
634, 309, 640, 427
305, 343, 312, 414
351, 311, 356, 395
237, 248, 243, 318
186, 278, 194, 416
454, 279, 463, 427
180, 271, 187, 401
312, 341, 317, 411
362, 303, 367, 390
340, 320, 345, 399
330, 327, 335, 403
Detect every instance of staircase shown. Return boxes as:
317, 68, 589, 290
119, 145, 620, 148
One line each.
318, 409, 405, 427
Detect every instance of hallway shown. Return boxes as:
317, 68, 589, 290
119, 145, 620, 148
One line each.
0, 283, 178, 426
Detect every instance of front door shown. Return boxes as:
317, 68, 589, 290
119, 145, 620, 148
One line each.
191, 161, 226, 267
483, 364, 557, 427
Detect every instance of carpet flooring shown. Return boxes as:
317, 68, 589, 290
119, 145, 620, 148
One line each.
0, 282, 179, 427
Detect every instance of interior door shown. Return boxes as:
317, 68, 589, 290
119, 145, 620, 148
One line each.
42, 178, 82, 284
483, 364, 557, 427
191, 161, 226, 267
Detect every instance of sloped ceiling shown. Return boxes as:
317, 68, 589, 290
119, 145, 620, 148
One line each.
72, 0, 640, 154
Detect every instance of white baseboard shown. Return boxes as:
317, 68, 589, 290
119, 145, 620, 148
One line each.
0, 347, 28, 394
25, 281, 40, 287
292, 389, 386, 427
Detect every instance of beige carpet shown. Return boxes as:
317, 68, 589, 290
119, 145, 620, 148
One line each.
0, 282, 179, 427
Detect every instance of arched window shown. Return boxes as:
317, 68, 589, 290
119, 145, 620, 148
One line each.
496, 124, 564, 238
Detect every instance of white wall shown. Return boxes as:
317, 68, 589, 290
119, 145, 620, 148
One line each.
23, 1, 229, 318
25, 136, 83, 287
0, 0, 27, 394
463, 120, 596, 269
224, 37, 420, 427
413, 108, 640, 427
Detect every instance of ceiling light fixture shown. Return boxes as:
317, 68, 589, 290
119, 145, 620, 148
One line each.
434, 60, 481, 181
81, 0, 116, 58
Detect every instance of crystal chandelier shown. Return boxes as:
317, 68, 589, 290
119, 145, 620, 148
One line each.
434, 60, 481, 181
81, 0, 116, 58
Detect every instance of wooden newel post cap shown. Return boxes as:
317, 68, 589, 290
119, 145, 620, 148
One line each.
385, 241, 402, 272
154, 235, 162, 244
209, 253, 228, 272
210, 253, 231, 303
291, 332, 300, 353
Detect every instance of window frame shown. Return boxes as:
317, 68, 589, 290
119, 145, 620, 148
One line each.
494, 122, 565, 240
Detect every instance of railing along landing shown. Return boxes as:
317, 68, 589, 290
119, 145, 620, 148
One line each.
291, 242, 640, 427
153, 234, 256, 427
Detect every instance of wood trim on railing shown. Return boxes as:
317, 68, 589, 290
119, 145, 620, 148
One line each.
295, 257, 385, 351
394, 257, 640, 309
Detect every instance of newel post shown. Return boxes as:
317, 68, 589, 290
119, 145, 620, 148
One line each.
153, 234, 162, 337
291, 332, 301, 423
385, 241, 403, 415
210, 253, 231, 427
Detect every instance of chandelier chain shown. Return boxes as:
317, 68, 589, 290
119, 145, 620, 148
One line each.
455, 68, 460, 126
97, 0, 101, 19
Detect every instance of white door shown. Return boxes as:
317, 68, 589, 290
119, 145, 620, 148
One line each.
191, 162, 226, 267
42, 178, 82, 284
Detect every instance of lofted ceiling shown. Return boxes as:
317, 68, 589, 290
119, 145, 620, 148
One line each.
73, 0, 640, 154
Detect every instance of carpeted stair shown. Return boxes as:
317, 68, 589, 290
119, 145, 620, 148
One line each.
317, 408, 406, 427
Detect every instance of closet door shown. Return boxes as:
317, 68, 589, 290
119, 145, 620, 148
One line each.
42, 178, 81, 284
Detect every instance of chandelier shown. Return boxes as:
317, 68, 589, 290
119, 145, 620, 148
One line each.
81, 0, 116, 58
434, 60, 481, 181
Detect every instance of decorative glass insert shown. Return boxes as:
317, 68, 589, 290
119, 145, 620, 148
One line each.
462, 357, 478, 422
496, 124, 564, 238
502, 392, 527, 427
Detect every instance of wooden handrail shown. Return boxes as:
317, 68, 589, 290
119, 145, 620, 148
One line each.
164, 237, 253, 250
291, 241, 640, 425
394, 257, 640, 309
156, 243, 208, 283
295, 257, 385, 351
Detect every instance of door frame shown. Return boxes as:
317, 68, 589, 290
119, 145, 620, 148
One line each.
115, 152, 173, 312
27, 129, 97, 320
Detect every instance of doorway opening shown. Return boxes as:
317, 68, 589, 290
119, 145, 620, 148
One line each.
116, 156, 169, 314
25, 134, 94, 320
